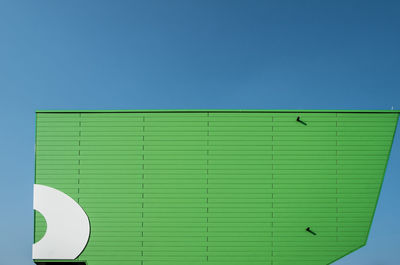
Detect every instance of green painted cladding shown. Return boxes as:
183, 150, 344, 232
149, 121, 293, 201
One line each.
34, 111, 399, 265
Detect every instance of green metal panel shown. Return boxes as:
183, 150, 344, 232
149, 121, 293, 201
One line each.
34, 111, 399, 265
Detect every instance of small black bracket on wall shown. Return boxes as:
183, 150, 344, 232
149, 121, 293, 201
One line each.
306, 227, 317, 235
296, 116, 307, 126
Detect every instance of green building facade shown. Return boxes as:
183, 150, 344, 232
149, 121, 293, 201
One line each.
33, 110, 399, 265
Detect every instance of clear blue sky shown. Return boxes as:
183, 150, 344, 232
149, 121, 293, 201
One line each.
1, 1, 399, 264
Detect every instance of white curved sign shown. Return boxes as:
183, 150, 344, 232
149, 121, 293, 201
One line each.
32, 184, 90, 259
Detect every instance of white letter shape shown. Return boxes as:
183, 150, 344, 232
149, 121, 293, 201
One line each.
33, 184, 90, 259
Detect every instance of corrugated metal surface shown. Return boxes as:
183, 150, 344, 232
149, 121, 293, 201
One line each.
34, 111, 399, 265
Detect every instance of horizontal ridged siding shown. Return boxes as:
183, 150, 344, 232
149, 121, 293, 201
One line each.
34, 112, 399, 265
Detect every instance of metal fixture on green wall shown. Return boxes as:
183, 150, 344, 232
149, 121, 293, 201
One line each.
296, 116, 307, 125
33, 110, 399, 265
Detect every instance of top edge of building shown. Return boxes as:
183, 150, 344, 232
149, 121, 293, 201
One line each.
36, 109, 400, 113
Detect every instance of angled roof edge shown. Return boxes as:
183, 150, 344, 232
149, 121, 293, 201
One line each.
36, 109, 400, 113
